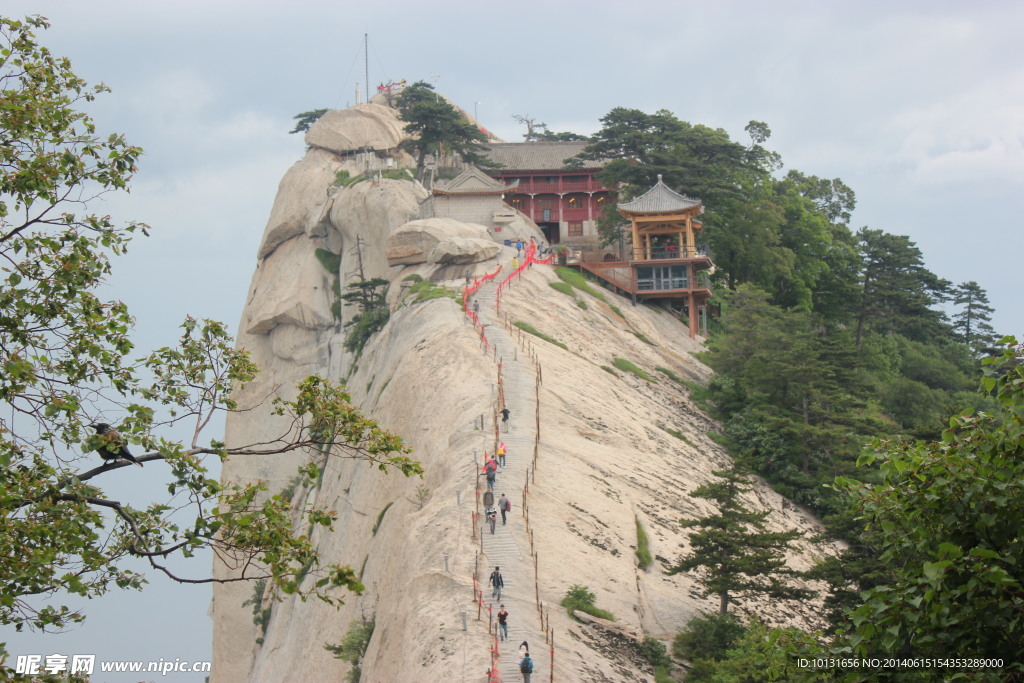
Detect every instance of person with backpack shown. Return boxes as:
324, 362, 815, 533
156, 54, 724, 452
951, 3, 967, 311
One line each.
498, 493, 509, 525
497, 442, 507, 468
489, 566, 503, 600
519, 650, 534, 681
485, 467, 496, 492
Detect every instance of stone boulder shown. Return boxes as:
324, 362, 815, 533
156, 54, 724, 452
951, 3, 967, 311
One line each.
245, 235, 334, 335
386, 218, 500, 266
304, 103, 406, 155
257, 148, 341, 259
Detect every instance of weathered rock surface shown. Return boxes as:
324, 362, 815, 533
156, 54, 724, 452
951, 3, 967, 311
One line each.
211, 99, 838, 683
386, 218, 499, 266
304, 102, 407, 155
257, 148, 342, 259
245, 234, 334, 335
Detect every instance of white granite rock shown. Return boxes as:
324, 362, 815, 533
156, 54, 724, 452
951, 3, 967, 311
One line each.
386, 217, 498, 265
304, 103, 406, 154
245, 235, 334, 335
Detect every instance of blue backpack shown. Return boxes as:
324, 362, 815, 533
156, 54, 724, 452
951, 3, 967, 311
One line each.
520, 656, 533, 673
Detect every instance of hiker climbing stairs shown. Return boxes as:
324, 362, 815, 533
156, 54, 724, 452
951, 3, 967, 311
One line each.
472, 267, 551, 681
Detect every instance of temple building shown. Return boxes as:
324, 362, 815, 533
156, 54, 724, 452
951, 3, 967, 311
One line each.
420, 166, 518, 226
481, 142, 615, 248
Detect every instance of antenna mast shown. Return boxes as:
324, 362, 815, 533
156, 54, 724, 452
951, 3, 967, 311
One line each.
364, 33, 369, 104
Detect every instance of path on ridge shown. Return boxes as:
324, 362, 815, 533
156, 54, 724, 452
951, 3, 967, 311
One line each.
473, 275, 546, 682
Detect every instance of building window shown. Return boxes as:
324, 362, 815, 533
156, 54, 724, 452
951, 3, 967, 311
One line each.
568, 222, 583, 237
508, 198, 523, 209
567, 196, 583, 209
546, 176, 556, 184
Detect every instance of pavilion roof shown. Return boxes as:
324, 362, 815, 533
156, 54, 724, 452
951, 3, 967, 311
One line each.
618, 175, 703, 215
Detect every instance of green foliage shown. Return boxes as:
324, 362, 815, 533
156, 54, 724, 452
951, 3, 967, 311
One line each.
315, 248, 342, 274
634, 332, 653, 345
341, 278, 390, 355
612, 357, 655, 382
290, 108, 327, 134
655, 366, 685, 384
830, 338, 1024, 669
952, 280, 998, 356
549, 281, 575, 297
555, 266, 606, 301
663, 427, 692, 446
651, 665, 673, 683
635, 517, 652, 570
575, 109, 778, 247
668, 465, 811, 614
325, 617, 376, 682
406, 279, 458, 304
705, 431, 728, 446
640, 636, 672, 669
333, 169, 362, 187
673, 611, 747, 661
371, 502, 393, 536
576, 299, 588, 309
242, 579, 272, 644
0, 18, 423, 639
514, 321, 568, 350
561, 584, 615, 621
609, 304, 625, 319
396, 81, 495, 181
378, 168, 412, 181
686, 617, 818, 682
853, 228, 951, 349
601, 365, 618, 376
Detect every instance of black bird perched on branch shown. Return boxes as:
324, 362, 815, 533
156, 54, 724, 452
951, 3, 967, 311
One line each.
90, 423, 143, 467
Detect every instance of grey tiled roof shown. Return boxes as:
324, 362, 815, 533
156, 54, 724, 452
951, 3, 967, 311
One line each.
482, 142, 602, 171
618, 176, 702, 214
433, 166, 515, 194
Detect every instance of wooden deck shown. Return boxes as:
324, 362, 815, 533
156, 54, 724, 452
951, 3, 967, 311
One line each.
575, 259, 712, 299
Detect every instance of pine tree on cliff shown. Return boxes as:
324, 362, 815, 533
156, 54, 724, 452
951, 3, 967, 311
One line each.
396, 81, 494, 182
668, 464, 812, 615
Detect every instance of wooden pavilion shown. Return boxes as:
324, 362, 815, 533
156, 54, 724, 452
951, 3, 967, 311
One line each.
574, 176, 713, 337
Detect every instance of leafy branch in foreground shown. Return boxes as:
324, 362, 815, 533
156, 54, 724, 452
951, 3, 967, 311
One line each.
0, 14, 421, 639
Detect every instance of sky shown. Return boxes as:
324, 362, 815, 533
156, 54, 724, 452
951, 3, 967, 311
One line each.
2, 0, 1022, 679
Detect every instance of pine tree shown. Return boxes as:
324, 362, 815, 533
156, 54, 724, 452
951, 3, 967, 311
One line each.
853, 228, 951, 349
395, 81, 493, 182
952, 280, 997, 356
668, 465, 812, 614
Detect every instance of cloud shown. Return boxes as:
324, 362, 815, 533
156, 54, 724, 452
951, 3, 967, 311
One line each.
888, 71, 1024, 189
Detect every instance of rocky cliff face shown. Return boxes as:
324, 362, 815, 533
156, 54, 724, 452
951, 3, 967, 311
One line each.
210, 101, 837, 682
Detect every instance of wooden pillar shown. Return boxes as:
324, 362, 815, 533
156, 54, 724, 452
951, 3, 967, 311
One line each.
688, 292, 698, 338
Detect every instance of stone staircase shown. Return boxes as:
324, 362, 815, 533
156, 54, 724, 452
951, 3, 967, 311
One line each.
473, 274, 547, 682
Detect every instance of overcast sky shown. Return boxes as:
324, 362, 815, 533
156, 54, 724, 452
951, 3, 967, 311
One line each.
3, 0, 1022, 679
